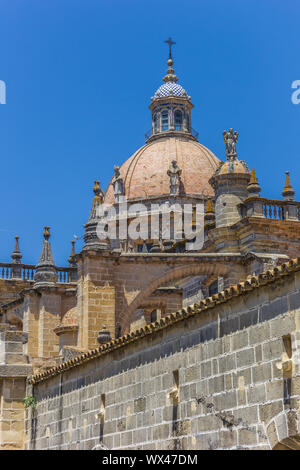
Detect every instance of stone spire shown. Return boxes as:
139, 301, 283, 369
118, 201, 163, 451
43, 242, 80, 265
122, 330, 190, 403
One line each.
204, 199, 216, 230
68, 240, 76, 267
11, 236, 22, 263
11, 236, 22, 278
247, 169, 261, 196
83, 181, 109, 251
282, 171, 295, 201
34, 226, 57, 288
68, 240, 78, 282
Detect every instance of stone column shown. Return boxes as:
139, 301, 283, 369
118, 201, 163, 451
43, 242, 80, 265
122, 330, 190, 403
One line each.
77, 252, 116, 350
11, 236, 22, 279
0, 324, 32, 450
23, 289, 61, 359
37, 290, 61, 358
22, 291, 40, 358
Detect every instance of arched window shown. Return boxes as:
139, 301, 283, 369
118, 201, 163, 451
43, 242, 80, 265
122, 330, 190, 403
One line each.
186, 113, 190, 132
150, 309, 157, 323
153, 113, 158, 133
208, 279, 218, 296
175, 110, 182, 130
116, 324, 122, 338
161, 111, 169, 131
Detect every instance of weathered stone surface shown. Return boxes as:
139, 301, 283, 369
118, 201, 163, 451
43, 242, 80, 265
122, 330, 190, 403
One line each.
10, 269, 300, 450
259, 401, 283, 424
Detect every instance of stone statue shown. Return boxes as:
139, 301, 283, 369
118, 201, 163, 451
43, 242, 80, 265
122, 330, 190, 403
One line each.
223, 128, 238, 160
112, 166, 125, 203
167, 160, 182, 196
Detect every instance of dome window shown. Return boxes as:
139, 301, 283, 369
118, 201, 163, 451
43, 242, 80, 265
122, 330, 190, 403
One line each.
161, 111, 169, 131
153, 113, 158, 133
175, 110, 182, 130
186, 113, 190, 132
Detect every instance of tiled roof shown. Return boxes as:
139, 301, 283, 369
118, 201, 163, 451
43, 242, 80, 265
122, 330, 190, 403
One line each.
154, 82, 187, 98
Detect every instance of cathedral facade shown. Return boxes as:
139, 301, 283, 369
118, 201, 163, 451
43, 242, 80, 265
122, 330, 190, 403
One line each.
1, 45, 300, 450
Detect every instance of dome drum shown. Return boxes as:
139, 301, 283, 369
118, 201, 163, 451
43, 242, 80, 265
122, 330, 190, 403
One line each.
148, 99, 193, 142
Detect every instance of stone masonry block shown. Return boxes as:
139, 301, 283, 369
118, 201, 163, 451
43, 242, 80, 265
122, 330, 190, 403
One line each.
249, 323, 270, 345
266, 380, 283, 401
231, 331, 248, 351
236, 348, 255, 368
247, 384, 266, 404
259, 401, 283, 424
270, 315, 295, 338
219, 354, 236, 373
252, 363, 272, 384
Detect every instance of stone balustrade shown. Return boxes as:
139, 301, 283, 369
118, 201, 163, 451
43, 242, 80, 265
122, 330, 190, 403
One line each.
240, 197, 300, 221
0, 263, 77, 283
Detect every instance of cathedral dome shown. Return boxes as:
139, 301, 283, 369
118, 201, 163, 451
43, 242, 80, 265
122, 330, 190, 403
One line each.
104, 136, 220, 203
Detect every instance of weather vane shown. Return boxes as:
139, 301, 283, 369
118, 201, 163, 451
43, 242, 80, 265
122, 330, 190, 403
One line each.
164, 37, 176, 60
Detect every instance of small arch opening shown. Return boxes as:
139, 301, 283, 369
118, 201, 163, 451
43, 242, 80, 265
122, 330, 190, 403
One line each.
150, 309, 158, 323
161, 111, 169, 131
208, 279, 218, 296
153, 113, 158, 133
186, 113, 190, 132
175, 110, 182, 130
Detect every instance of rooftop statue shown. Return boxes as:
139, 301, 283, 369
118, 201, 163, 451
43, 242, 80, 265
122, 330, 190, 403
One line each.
223, 128, 238, 160
167, 160, 182, 196
112, 165, 125, 203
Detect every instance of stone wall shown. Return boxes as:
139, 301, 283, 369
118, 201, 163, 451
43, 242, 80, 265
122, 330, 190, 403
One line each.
0, 324, 32, 450
0, 279, 32, 308
77, 251, 246, 347
25, 270, 300, 450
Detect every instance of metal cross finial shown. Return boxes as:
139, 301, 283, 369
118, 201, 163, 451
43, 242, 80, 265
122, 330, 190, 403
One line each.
164, 37, 176, 60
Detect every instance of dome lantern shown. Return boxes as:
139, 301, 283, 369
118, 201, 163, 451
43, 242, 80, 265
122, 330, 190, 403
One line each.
147, 39, 196, 143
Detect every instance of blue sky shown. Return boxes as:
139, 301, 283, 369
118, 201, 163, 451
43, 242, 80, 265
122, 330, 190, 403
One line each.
0, 0, 299, 265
